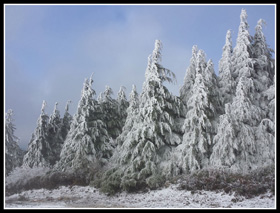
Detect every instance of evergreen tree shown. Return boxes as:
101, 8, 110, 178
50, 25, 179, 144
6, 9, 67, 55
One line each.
116, 84, 139, 147
210, 77, 263, 171
56, 75, 113, 173
100, 40, 182, 193
253, 19, 275, 83
171, 52, 222, 176
5, 109, 25, 176
47, 102, 64, 165
252, 19, 275, 112
175, 51, 220, 173
116, 86, 129, 130
99, 86, 121, 140
232, 9, 254, 81
23, 101, 51, 168
180, 45, 198, 108
263, 77, 275, 122
218, 30, 235, 105
60, 100, 73, 141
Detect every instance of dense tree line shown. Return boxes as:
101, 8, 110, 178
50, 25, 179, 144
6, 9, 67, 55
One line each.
5, 9, 274, 194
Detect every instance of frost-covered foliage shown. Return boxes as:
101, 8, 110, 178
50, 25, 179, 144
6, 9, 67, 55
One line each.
23, 101, 70, 168
262, 78, 275, 121
178, 165, 275, 198
174, 51, 221, 174
116, 86, 129, 131
232, 9, 254, 81
99, 40, 182, 194
45, 102, 64, 165
253, 19, 275, 83
5, 109, 25, 176
180, 45, 198, 108
55, 75, 113, 173
5, 166, 50, 195
9, 9, 275, 195
210, 76, 274, 171
210, 9, 275, 172
99, 86, 122, 140
252, 19, 275, 116
116, 84, 139, 147
218, 30, 235, 106
23, 101, 52, 168
60, 100, 72, 141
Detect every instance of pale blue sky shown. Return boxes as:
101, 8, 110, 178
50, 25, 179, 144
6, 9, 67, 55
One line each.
4, 4, 275, 150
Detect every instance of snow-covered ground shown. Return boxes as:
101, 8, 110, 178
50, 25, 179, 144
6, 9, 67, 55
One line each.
5, 185, 275, 209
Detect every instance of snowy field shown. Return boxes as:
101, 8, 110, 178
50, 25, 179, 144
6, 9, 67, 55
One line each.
5, 185, 275, 209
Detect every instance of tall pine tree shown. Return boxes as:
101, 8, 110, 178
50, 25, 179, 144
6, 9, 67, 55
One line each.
60, 100, 73, 141
180, 45, 198, 109
116, 84, 139, 147
218, 30, 235, 106
23, 101, 51, 168
46, 102, 64, 165
232, 9, 254, 81
99, 86, 121, 140
175, 50, 220, 173
100, 40, 182, 193
210, 76, 265, 171
116, 86, 129, 132
5, 109, 25, 175
56, 75, 113, 173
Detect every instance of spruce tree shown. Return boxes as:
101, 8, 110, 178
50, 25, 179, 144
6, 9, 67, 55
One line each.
232, 9, 254, 81
263, 77, 275, 122
180, 45, 198, 108
5, 109, 25, 175
175, 50, 220, 173
116, 84, 139, 147
99, 86, 121, 140
100, 40, 182, 193
218, 30, 235, 106
60, 100, 73, 141
116, 86, 129, 130
210, 77, 264, 171
56, 75, 113, 173
253, 19, 275, 83
23, 100, 51, 168
252, 19, 275, 112
47, 102, 64, 165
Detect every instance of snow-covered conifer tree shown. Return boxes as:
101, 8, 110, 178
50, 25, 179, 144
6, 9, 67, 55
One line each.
170, 48, 223, 175
5, 109, 25, 176
252, 19, 275, 112
56, 75, 113, 173
117, 86, 129, 129
100, 40, 182, 193
99, 86, 121, 140
253, 19, 275, 82
263, 77, 275, 122
175, 50, 219, 173
232, 9, 254, 81
218, 30, 235, 105
180, 45, 198, 108
23, 101, 51, 168
210, 76, 265, 171
60, 100, 73, 141
116, 84, 139, 147
46, 102, 64, 165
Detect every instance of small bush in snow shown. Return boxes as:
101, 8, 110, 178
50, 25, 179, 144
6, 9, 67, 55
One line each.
5, 166, 50, 195
178, 165, 274, 198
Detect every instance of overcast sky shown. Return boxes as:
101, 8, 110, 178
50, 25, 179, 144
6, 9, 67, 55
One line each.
4, 4, 275, 150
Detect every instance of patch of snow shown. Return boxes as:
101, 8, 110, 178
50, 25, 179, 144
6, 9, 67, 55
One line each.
5, 185, 275, 209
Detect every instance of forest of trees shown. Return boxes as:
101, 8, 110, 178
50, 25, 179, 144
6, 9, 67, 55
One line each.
5, 9, 275, 194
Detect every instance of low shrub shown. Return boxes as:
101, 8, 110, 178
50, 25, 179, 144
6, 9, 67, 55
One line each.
5, 166, 94, 196
177, 165, 275, 198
